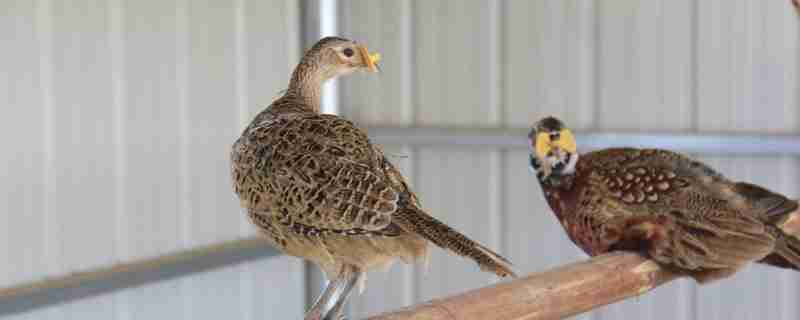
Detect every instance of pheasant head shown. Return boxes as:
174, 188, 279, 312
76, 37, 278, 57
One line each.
528, 116, 578, 188
292, 36, 379, 82
287, 36, 381, 112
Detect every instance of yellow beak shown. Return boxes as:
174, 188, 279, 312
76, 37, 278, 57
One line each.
358, 45, 381, 72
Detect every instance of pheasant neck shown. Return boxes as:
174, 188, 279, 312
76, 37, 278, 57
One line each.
283, 57, 337, 113
542, 175, 579, 223
540, 173, 575, 191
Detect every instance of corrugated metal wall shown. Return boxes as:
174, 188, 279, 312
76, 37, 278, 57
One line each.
2, 0, 799, 319
0, 0, 304, 318
340, 1, 800, 319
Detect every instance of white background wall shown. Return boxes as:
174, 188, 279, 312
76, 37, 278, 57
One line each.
1, 0, 304, 318
0, 0, 798, 319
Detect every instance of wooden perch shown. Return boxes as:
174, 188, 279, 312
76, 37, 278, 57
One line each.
367, 252, 682, 320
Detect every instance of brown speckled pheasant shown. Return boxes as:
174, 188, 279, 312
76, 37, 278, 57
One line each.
528, 116, 800, 283
231, 37, 514, 320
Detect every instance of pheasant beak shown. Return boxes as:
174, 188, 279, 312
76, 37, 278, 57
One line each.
358, 45, 381, 72
534, 129, 577, 162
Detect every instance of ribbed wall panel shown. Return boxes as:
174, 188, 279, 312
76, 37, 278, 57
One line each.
504, 0, 596, 130
115, 0, 184, 263
49, 0, 118, 276
0, 0, 304, 318
0, 0, 48, 289
181, 0, 242, 248
596, 0, 694, 131
1, 0, 799, 318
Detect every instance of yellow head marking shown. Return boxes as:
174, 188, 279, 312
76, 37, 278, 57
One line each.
535, 129, 576, 160
535, 133, 552, 160
556, 129, 577, 153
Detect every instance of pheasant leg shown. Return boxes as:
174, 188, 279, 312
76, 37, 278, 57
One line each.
323, 266, 360, 320
304, 265, 359, 320
304, 273, 345, 320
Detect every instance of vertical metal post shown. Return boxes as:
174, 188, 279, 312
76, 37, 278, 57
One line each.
300, 0, 340, 314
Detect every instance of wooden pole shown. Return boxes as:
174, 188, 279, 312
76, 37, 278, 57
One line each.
367, 252, 682, 320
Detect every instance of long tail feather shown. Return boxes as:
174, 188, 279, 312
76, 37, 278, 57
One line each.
759, 236, 800, 270
760, 208, 800, 270
393, 206, 517, 278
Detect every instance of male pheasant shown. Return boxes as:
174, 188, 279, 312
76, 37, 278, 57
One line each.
528, 116, 800, 283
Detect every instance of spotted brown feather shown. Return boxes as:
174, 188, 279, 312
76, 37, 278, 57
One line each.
231, 37, 515, 281
530, 117, 800, 283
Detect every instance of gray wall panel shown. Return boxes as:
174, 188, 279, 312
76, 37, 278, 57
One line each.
339, 0, 413, 126
504, 0, 596, 130
50, 0, 118, 275
116, 0, 184, 263
0, 0, 48, 289
696, 0, 799, 133
596, 0, 693, 131
182, 0, 242, 247
0, 0, 304, 318
413, 0, 499, 126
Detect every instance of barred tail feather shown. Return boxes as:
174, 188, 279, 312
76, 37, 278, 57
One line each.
760, 209, 800, 270
759, 236, 800, 270
393, 207, 517, 278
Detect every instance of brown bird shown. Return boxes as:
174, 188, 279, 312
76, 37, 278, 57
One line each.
231, 37, 514, 320
528, 116, 800, 283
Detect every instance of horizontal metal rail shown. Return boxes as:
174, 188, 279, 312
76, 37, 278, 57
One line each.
0, 237, 278, 317
367, 126, 800, 156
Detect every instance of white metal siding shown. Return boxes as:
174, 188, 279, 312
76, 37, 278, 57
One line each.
0, 0, 304, 318
2, 0, 799, 319
339, 0, 800, 319
1, 0, 48, 289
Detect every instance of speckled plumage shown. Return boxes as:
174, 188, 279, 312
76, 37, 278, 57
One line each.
231, 37, 514, 282
530, 117, 800, 283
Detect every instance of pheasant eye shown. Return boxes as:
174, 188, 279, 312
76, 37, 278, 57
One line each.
342, 48, 355, 57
